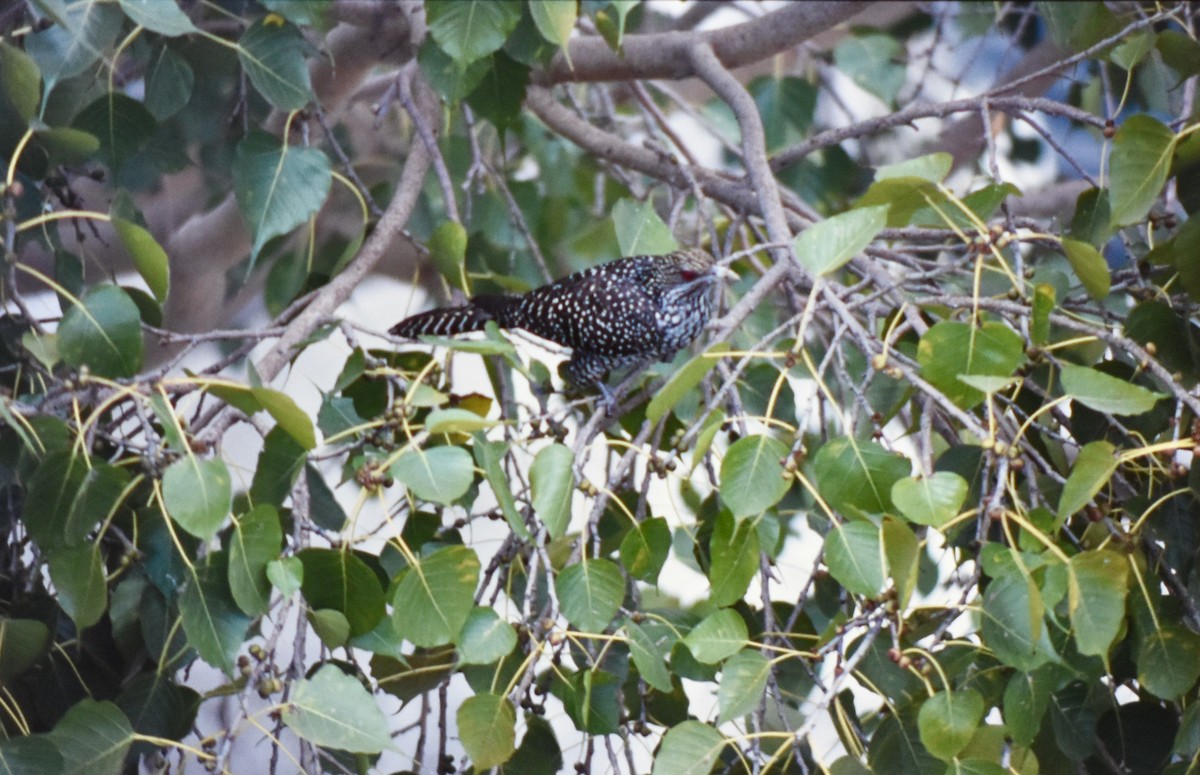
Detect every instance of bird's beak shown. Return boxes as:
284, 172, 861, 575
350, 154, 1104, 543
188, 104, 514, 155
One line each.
714, 265, 738, 282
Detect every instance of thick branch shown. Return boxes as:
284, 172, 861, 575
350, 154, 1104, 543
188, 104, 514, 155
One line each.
537, 2, 868, 84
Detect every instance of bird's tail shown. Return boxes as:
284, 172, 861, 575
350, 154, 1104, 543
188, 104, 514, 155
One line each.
388, 295, 512, 339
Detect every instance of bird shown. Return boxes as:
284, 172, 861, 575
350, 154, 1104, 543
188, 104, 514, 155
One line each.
389, 248, 730, 402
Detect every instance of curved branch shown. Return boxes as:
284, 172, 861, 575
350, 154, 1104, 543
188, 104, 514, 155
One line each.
536, 2, 868, 84
688, 42, 793, 265
254, 67, 439, 386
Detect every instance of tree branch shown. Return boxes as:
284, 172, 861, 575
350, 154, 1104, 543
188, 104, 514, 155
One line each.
688, 42, 794, 266
254, 66, 439, 386
536, 2, 868, 84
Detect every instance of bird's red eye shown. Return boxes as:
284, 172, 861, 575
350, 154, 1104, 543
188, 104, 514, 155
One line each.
680, 269, 698, 281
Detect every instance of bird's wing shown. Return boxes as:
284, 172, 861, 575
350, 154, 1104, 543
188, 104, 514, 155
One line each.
510, 276, 662, 355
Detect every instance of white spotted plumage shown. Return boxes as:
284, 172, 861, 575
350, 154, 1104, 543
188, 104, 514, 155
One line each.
389, 248, 726, 391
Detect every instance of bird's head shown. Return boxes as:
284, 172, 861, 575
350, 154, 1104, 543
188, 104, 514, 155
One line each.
669, 248, 736, 288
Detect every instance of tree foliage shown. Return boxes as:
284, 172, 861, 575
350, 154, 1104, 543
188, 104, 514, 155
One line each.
3, 1, 1200, 773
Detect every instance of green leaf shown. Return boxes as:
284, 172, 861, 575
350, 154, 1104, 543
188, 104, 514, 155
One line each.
612, 198, 679, 257
619, 516, 671, 584
1111, 29, 1156, 70
48, 700, 133, 775
1060, 238, 1110, 299
25, 2, 123, 89
465, 50, 530, 132
1109, 114, 1175, 227
112, 217, 170, 303
426, 0, 521, 66
1031, 283, 1054, 345
719, 434, 791, 520
945, 759, 1012, 775
499, 716, 561, 775
752, 76, 817, 151
117, 0, 196, 36
529, 0, 576, 58
882, 516, 919, 608
418, 39, 489, 101
531, 443, 575, 538
392, 545, 480, 647
179, 553, 253, 675
0, 618, 51, 684
250, 425, 305, 507
1058, 440, 1117, 520
825, 520, 885, 598
228, 505, 282, 616
1138, 625, 1200, 699
267, 556, 303, 596
48, 544, 106, 629
855, 177, 944, 227
1159, 29, 1200, 78
652, 721, 726, 775
474, 438, 528, 539
162, 457, 232, 539
144, 45, 194, 120
233, 132, 332, 266
556, 558, 623, 633
317, 394, 362, 438
876, 153, 953, 183
1003, 670, 1052, 747
0, 735, 62, 775
238, 16, 314, 110
65, 462, 131, 545
564, 668, 620, 734
810, 437, 910, 515
917, 320, 1025, 409
252, 386, 316, 449
426, 408, 498, 435
868, 715, 945, 774
428, 221, 468, 292
891, 471, 968, 528
71, 93, 157, 171
309, 608, 350, 648
828, 758, 872, 775
981, 571, 1049, 671
1, 42, 41, 122
955, 375, 1017, 393
708, 510, 760, 607
1070, 187, 1113, 247
297, 548, 386, 637
456, 693, 517, 769
456, 607, 517, 665
391, 445, 474, 505
1067, 550, 1127, 657
57, 284, 144, 378
647, 343, 728, 423
795, 205, 888, 276
282, 664, 392, 754
718, 648, 770, 723
1060, 363, 1162, 415
605, 1, 637, 53
684, 609, 746, 664
624, 619, 673, 693
834, 32, 905, 104
21, 449, 88, 549
917, 689, 985, 760
692, 409, 726, 470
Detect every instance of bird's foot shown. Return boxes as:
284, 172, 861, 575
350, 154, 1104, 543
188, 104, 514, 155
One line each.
596, 382, 618, 416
